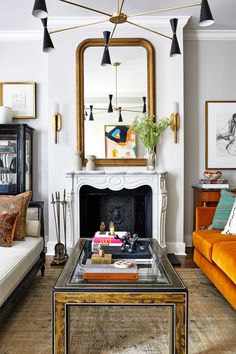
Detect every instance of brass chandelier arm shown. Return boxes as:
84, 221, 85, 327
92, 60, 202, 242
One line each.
128, 2, 201, 18
127, 20, 172, 40
49, 19, 109, 35
59, 0, 112, 17
109, 24, 118, 44
119, 0, 125, 14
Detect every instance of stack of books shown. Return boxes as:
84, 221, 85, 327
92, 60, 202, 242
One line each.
92, 231, 123, 252
198, 179, 229, 189
83, 259, 138, 280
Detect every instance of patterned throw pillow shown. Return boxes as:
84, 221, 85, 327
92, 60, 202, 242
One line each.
222, 199, 236, 234
209, 190, 235, 230
0, 211, 18, 247
0, 191, 32, 240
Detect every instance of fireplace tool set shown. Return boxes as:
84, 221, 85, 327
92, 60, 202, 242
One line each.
51, 189, 68, 266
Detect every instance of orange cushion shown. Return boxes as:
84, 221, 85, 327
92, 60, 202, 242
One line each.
192, 230, 236, 262
212, 241, 236, 285
0, 212, 18, 247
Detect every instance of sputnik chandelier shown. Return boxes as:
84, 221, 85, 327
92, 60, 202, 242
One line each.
32, 0, 214, 58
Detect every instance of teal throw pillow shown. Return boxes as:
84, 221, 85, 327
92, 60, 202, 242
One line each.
209, 190, 235, 230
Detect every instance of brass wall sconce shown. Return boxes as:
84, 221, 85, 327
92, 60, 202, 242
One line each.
170, 103, 180, 144
52, 104, 62, 144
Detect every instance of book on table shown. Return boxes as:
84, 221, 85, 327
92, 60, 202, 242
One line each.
83, 259, 138, 280
198, 179, 229, 189
92, 231, 123, 252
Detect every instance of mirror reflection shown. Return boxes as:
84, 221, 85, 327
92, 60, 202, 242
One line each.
76, 38, 155, 166
84, 46, 147, 159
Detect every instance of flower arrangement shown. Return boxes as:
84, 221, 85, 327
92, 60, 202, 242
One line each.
132, 114, 170, 150
132, 114, 170, 169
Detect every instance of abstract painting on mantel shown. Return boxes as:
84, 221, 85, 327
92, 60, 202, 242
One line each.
105, 125, 136, 158
206, 101, 236, 170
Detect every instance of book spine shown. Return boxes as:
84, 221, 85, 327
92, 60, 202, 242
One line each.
83, 273, 138, 280
199, 184, 229, 189
199, 179, 228, 184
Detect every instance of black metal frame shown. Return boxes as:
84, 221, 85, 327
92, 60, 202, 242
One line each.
0, 124, 34, 196
0, 201, 45, 327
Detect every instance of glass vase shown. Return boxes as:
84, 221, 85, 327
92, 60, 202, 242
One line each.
146, 148, 157, 171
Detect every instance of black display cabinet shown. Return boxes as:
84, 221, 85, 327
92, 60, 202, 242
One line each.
0, 124, 33, 195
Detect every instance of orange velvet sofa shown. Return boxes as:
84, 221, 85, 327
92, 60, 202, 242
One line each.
192, 207, 236, 309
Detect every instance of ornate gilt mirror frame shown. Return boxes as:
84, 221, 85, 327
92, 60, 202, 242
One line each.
76, 38, 155, 166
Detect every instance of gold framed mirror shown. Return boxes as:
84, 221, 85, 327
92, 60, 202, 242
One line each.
76, 38, 155, 166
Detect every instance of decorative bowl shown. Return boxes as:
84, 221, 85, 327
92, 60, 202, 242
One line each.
203, 170, 222, 180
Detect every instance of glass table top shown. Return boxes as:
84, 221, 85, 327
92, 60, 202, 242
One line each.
54, 239, 186, 292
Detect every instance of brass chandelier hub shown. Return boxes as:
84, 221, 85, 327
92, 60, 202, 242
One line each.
109, 12, 128, 24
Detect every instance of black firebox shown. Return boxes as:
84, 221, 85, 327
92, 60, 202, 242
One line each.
80, 185, 152, 238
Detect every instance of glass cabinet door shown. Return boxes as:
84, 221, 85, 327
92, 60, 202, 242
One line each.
0, 133, 17, 194
25, 132, 32, 191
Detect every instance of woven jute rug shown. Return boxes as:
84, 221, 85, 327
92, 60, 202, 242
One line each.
0, 266, 236, 354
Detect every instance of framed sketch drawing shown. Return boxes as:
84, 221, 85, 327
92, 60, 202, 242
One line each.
0, 82, 36, 118
105, 125, 136, 158
206, 101, 236, 169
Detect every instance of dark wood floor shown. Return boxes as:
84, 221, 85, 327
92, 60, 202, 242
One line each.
177, 247, 197, 268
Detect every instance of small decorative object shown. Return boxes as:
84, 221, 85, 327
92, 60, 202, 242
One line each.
74, 151, 82, 170
99, 221, 106, 234
170, 102, 180, 144
203, 170, 222, 180
0, 82, 36, 118
0, 106, 13, 124
132, 114, 170, 170
109, 221, 115, 236
51, 189, 68, 266
99, 249, 105, 257
86, 154, 96, 171
114, 260, 134, 269
206, 101, 236, 169
114, 232, 145, 253
52, 103, 62, 144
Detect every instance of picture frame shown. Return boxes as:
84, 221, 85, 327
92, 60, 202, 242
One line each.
105, 125, 136, 158
206, 101, 236, 169
0, 82, 36, 118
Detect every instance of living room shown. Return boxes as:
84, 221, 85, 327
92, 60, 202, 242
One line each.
0, 1, 236, 353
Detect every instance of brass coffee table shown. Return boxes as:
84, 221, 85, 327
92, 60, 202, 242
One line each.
52, 239, 188, 354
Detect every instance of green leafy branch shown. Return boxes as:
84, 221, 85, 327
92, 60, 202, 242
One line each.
131, 114, 171, 150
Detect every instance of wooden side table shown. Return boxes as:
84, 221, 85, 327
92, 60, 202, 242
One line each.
192, 186, 236, 230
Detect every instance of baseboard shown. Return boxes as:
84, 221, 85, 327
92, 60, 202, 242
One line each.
166, 242, 186, 255
185, 234, 193, 248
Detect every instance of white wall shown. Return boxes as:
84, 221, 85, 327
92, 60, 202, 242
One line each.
47, 18, 189, 255
0, 40, 49, 237
184, 38, 236, 246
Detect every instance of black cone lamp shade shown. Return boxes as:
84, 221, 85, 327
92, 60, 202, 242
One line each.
142, 97, 147, 113
41, 18, 54, 53
101, 31, 111, 66
170, 18, 181, 57
108, 94, 113, 113
118, 107, 123, 122
89, 105, 94, 121
32, 0, 48, 19
199, 0, 214, 27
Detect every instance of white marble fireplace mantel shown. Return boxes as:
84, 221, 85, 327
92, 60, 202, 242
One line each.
65, 170, 168, 252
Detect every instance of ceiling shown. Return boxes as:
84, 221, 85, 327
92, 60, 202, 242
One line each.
1, 0, 236, 31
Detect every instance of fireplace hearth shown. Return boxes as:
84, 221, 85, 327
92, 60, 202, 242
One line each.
80, 185, 152, 237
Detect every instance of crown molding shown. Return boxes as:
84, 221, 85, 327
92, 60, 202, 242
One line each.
0, 15, 190, 41
184, 30, 236, 40
0, 31, 41, 41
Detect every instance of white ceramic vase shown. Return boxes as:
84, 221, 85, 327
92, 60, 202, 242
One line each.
86, 155, 96, 171
74, 151, 82, 171
0, 106, 13, 124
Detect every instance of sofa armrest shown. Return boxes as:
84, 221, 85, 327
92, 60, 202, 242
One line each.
195, 207, 216, 230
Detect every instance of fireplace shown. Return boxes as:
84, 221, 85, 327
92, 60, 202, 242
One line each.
65, 171, 167, 252
80, 185, 152, 238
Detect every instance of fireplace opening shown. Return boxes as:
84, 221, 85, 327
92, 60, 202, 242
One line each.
80, 185, 152, 238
